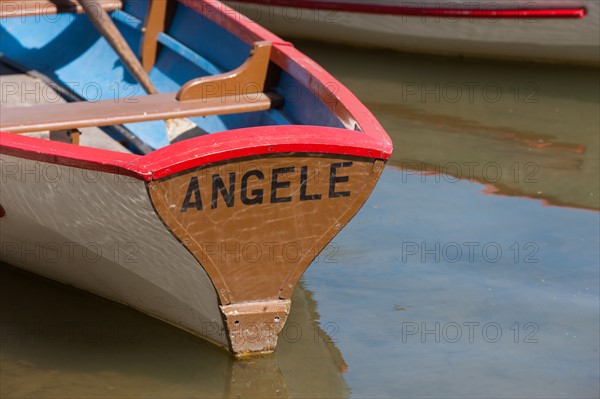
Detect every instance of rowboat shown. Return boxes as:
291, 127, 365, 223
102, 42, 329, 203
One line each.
0, 0, 392, 356
225, 0, 600, 65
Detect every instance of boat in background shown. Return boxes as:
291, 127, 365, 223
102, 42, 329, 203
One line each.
0, 0, 392, 356
225, 0, 600, 65
293, 40, 599, 211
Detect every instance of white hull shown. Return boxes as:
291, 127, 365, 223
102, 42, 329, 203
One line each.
0, 155, 228, 348
226, 1, 600, 65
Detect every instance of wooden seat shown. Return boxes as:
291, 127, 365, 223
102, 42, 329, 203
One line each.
0, 0, 122, 19
0, 92, 274, 134
1, 40, 275, 135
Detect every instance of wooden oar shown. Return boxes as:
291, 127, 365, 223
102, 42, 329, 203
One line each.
76, 0, 205, 142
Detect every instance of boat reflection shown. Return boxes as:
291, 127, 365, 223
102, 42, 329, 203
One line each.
293, 40, 599, 210
0, 264, 349, 398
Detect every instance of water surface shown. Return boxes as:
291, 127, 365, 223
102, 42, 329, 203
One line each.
1, 42, 599, 398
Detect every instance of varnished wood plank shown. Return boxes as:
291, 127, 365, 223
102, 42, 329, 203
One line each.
0, 93, 272, 133
177, 41, 272, 101
140, 0, 169, 73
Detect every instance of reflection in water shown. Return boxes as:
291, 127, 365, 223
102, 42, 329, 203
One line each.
293, 40, 599, 398
0, 265, 349, 398
294, 40, 599, 210
304, 168, 599, 398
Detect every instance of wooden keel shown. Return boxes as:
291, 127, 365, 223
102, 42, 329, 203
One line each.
148, 154, 384, 355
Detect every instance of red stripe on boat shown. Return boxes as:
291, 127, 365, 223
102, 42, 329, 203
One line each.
230, 0, 587, 19
1, 125, 392, 182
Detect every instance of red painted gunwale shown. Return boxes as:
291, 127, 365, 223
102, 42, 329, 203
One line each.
0, 0, 393, 182
227, 0, 587, 19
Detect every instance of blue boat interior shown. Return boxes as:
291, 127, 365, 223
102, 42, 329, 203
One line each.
0, 0, 345, 153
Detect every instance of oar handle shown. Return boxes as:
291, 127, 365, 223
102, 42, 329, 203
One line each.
78, 0, 158, 95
